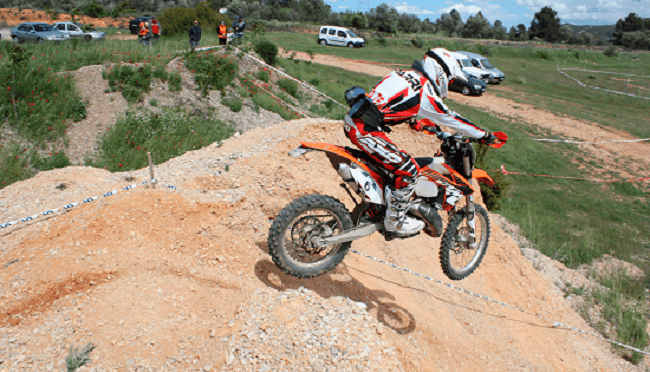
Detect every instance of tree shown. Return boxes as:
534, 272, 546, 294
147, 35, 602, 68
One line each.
350, 13, 367, 30
492, 20, 507, 40
460, 11, 492, 39
436, 9, 462, 36
557, 24, 573, 43
613, 13, 650, 47
368, 4, 399, 34
529, 6, 562, 42
516, 23, 529, 41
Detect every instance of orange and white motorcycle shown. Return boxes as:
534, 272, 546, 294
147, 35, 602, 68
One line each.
267, 124, 507, 281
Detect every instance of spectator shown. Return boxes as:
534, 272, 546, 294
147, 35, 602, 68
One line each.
189, 20, 202, 51
139, 21, 152, 46
218, 20, 227, 46
151, 18, 160, 40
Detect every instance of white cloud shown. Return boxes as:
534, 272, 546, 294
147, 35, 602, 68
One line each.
439, 3, 482, 14
389, 2, 437, 14
338, 5, 349, 9
514, 0, 650, 23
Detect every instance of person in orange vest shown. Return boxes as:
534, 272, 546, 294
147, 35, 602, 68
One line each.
218, 20, 227, 46
139, 21, 152, 46
151, 18, 160, 40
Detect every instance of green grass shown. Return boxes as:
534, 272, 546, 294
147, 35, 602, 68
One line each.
89, 108, 235, 172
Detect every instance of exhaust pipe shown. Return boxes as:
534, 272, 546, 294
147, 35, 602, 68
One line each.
337, 163, 359, 192
410, 202, 443, 237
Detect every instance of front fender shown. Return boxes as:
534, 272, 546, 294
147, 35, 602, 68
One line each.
472, 169, 495, 186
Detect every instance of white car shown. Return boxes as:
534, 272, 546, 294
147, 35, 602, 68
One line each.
451, 52, 491, 84
318, 26, 364, 48
456, 51, 505, 84
52, 22, 106, 42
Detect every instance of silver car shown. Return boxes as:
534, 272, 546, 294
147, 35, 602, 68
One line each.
52, 22, 106, 41
456, 51, 506, 84
10, 22, 69, 44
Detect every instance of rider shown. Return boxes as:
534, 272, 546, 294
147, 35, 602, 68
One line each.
344, 48, 501, 237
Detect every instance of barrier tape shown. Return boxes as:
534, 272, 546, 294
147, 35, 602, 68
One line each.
350, 249, 650, 356
0, 179, 178, 229
496, 165, 650, 183
510, 137, 650, 144
557, 67, 650, 100
285, 51, 409, 67
558, 68, 650, 79
242, 52, 349, 109
239, 76, 311, 118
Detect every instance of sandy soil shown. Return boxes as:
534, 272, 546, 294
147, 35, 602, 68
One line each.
0, 8, 129, 28
0, 119, 646, 371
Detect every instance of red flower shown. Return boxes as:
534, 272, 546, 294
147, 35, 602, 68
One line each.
119, 164, 123, 167
6, 87, 10, 90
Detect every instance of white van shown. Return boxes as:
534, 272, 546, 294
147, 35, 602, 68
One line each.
452, 52, 491, 84
456, 51, 505, 84
318, 26, 365, 48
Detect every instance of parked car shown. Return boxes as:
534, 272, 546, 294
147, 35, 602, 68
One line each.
456, 51, 505, 84
52, 22, 106, 41
449, 71, 487, 96
317, 26, 364, 48
451, 52, 491, 84
129, 17, 155, 35
10, 22, 69, 44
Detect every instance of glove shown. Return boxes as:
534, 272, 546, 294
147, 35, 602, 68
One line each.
410, 118, 440, 135
479, 131, 508, 148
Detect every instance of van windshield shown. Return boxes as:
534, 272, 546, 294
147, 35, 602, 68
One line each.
346, 31, 357, 38
459, 59, 472, 67
480, 59, 494, 69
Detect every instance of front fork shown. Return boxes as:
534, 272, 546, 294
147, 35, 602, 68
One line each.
462, 153, 477, 248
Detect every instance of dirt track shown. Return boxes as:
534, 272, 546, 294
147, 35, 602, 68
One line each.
283, 49, 650, 179
1, 118, 645, 371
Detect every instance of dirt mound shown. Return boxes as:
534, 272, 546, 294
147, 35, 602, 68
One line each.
0, 8, 129, 28
0, 118, 646, 370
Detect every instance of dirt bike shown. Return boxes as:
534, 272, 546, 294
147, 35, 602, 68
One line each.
267, 123, 507, 281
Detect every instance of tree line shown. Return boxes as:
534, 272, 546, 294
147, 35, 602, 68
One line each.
5, 0, 650, 50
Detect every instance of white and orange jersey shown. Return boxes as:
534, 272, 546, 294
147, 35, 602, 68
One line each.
369, 69, 488, 139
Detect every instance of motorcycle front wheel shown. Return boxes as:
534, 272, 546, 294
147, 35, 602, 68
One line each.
439, 204, 490, 280
267, 195, 353, 278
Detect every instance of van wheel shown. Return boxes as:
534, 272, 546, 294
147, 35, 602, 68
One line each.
319, 39, 327, 46
347, 42, 354, 48
84, 35, 92, 42
461, 86, 471, 95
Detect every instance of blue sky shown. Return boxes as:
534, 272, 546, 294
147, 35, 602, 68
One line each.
326, 0, 650, 28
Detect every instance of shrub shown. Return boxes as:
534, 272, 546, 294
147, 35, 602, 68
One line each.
33, 150, 71, 171
254, 39, 279, 65
474, 143, 510, 211
308, 77, 320, 86
258, 69, 269, 82
222, 95, 243, 112
278, 79, 299, 97
83, 0, 106, 18
186, 54, 237, 92
153, 65, 169, 81
377, 37, 387, 46
0, 144, 35, 189
158, 2, 231, 37
91, 109, 234, 172
104, 64, 153, 103
410, 38, 423, 48
168, 73, 182, 92
604, 45, 618, 57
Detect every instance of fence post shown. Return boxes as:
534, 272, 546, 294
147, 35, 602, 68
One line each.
147, 152, 156, 189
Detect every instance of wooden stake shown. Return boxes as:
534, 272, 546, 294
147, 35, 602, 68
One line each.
147, 152, 156, 189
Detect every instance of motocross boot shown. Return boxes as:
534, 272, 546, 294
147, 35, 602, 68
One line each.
384, 183, 425, 237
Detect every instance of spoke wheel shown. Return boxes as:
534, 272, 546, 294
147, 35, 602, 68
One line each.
268, 195, 353, 278
439, 204, 490, 280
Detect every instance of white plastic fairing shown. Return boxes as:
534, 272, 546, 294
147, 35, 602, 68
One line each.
349, 165, 384, 205
414, 177, 439, 198
432, 157, 450, 175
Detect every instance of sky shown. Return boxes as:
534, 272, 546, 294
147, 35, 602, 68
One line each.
326, 0, 650, 28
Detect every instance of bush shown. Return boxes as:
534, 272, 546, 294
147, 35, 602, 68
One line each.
0, 144, 35, 189
604, 45, 618, 57
104, 64, 153, 103
278, 79, 299, 97
91, 109, 235, 172
410, 38, 423, 48
83, 0, 106, 18
186, 54, 237, 92
254, 39, 279, 65
222, 97, 243, 112
33, 150, 71, 171
153, 65, 168, 81
474, 144, 510, 211
158, 2, 231, 37
258, 69, 269, 82
308, 78, 320, 86
168, 73, 182, 92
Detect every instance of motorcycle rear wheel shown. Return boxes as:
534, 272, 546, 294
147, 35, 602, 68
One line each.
439, 204, 490, 280
268, 195, 353, 278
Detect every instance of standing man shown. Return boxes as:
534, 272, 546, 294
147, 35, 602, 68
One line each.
233, 15, 246, 45
189, 20, 202, 51
151, 18, 160, 40
139, 21, 152, 46
218, 20, 228, 46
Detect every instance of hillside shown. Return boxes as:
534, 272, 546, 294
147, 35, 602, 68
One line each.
569, 24, 615, 40
0, 116, 647, 371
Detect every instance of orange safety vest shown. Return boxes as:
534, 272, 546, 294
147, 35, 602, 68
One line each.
152, 24, 159, 34
219, 24, 227, 38
139, 26, 149, 37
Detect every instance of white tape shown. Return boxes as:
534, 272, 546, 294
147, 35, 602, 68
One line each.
557, 67, 650, 100
559, 68, 650, 79
0, 179, 178, 230
512, 137, 650, 144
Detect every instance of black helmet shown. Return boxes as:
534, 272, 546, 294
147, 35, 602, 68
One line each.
345, 86, 366, 107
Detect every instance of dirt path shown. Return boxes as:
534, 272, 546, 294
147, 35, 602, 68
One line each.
0, 119, 647, 371
285, 50, 650, 179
